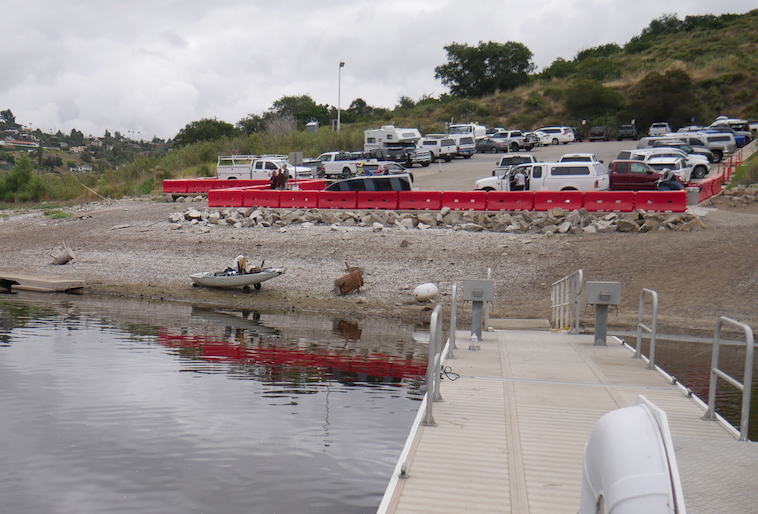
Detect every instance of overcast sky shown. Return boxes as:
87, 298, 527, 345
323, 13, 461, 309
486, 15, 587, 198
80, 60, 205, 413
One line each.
2, 1, 755, 140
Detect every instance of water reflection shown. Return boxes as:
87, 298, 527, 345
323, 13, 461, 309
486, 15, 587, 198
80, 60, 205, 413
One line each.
0, 293, 428, 514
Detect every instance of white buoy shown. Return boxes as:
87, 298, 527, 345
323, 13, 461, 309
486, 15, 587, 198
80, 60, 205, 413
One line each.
413, 283, 438, 302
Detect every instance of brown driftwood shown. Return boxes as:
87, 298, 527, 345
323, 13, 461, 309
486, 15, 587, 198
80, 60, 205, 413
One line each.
334, 262, 363, 296
51, 241, 75, 265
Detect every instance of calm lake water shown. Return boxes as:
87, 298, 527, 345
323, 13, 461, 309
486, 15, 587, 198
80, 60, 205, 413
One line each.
0, 293, 428, 514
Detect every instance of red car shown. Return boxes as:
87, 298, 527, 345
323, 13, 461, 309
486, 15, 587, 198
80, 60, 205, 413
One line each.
609, 160, 683, 190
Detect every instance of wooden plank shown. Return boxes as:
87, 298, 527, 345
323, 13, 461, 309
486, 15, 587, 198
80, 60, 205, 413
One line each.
0, 273, 86, 292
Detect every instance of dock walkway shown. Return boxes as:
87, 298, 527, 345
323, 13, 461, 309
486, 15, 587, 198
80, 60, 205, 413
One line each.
383, 329, 757, 514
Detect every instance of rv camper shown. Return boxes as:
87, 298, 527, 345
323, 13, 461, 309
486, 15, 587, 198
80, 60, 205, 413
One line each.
364, 125, 422, 151
448, 123, 487, 140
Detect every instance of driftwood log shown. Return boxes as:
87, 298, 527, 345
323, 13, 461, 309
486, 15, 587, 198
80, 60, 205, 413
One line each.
334, 262, 364, 296
51, 241, 75, 265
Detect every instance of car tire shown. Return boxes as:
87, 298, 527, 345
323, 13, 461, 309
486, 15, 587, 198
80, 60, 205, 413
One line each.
712, 151, 723, 163
444, 156, 452, 162
552, 138, 559, 145
510, 143, 519, 152
693, 165, 707, 179
430, 154, 437, 163
482, 187, 495, 192
341, 167, 351, 179
405, 160, 413, 168
490, 147, 498, 154
463, 154, 472, 159
421, 162, 430, 167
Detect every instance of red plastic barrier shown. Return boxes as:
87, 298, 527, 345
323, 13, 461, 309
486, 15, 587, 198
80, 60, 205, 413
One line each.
280, 190, 319, 209
441, 191, 487, 211
486, 191, 534, 211
357, 191, 399, 210
242, 189, 281, 208
208, 188, 245, 208
398, 191, 442, 210
635, 191, 687, 212
317, 191, 358, 210
213, 179, 268, 189
162, 179, 188, 194
185, 178, 220, 194
584, 191, 635, 212
295, 179, 328, 191
534, 191, 584, 211
711, 174, 723, 196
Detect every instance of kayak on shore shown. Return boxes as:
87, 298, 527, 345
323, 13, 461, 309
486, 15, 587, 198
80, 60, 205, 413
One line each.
190, 267, 285, 293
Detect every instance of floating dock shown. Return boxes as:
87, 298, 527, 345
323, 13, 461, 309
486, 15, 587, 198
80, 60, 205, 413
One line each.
381, 329, 757, 514
0, 273, 86, 293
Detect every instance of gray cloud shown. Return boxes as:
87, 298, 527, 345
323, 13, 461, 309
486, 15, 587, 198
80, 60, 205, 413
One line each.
2, 0, 754, 139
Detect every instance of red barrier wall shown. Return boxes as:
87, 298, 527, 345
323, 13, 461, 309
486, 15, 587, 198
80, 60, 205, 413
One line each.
242, 189, 281, 209
280, 190, 319, 209
441, 191, 487, 211
208, 188, 245, 208
294, 179, 328, 191
357, 191, 399, 210
534, 191, 584, 211
486, 191, 534, 211
162, 179, 188, 194
317, 191, 358, 210
635, 191, 687, 212
398, 191, 442, 210
584, 191, 635, 212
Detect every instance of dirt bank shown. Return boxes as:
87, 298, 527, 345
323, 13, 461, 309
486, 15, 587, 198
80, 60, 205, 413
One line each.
1, 196, 757, 336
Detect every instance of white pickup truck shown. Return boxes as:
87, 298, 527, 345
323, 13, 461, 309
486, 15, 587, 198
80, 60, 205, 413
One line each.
315, 151, 374, 179
216, 155, 311, 180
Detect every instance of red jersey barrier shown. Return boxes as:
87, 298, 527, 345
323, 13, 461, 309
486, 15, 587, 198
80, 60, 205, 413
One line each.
398, 191, 442, 210
486, 191, 534, 211
280, 190, 319, 209
162, 179, 188, 194
317, 191, 358, 210
186, 178, 222, 194
295, 179, 329, 191
357, 191, 399, 210
242, 189, 281, 209
635, 191, 687, 212
208, 188, 245, 208
584, 191, 635, 212
441, 191, 487, 211
534, 191, 584, 211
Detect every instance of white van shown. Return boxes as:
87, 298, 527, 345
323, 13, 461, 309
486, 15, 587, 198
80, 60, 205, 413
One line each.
475, 161, 609, 192
418, 136, 457, 162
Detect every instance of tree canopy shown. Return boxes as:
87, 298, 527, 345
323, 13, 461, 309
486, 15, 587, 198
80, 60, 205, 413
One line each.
173, 118, 237, 147
434, 41, 535, 98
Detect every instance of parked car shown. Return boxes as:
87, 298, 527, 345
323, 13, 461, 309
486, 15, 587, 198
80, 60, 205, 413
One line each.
648, 122, 672, 136
651, 141, 714, 170
367, 142, 432, 168
324, 173, 414, 192
617, 125, 637, 141
476, 136, 509, 153
559, 153, 603, 163
710, 117, 753, 145
535, 126, 575, 145
617, 148, 710, 179
640, 135, 731, 162
448, 135, 477, 158
475, 161, 609, 192
492, 153, 539, 176
588, 126, 610, 141
609, 160, 680, 190
527, 131, 552, 147
645, 156, 693, 183
418, 136, 457, 162
357, 161, 413, 181
490, 130, 531, 151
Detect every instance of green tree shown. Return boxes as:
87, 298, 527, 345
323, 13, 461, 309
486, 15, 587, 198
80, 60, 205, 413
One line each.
269, 95, 330, 129
434, 41, 535, 98
173, 118, 238, 147
0, 109, 16, 125
540, 58, 577, 80
236, 113, 270, 135
0, 154, 34, 201
564, 79, 623, 118
626, 69, 696, 131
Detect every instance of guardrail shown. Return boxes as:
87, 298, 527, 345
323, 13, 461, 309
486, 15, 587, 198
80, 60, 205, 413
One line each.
551, 270, 583, 333
702, 316, 754, 441
634, 288, 659, 370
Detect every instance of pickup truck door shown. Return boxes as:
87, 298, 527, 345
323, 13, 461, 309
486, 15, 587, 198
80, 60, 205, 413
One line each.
629, 161, 660, 190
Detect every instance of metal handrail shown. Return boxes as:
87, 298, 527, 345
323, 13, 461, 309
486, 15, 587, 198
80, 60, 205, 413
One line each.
484, 268, 491, 330
702, 316, 754, 441
634, 288, 659, 370
422, 305, 444, 426
449, 283, 458, 355
551, 269, 583, 333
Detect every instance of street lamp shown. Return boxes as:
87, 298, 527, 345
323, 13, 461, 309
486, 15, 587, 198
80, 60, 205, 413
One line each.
337, 61, 345, 132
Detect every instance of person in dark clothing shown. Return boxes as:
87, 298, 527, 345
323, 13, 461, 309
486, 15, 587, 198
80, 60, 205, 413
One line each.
270, 170, 279, 189
657, 169, 684, 191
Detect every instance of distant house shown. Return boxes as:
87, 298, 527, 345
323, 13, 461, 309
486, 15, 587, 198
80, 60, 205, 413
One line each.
70, 146, 86, 154
2, 139, 39, 149
69, 165, 93, 173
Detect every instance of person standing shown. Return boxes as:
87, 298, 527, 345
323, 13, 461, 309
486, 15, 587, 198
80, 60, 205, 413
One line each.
513, 169, 526, 191
282, 165, 290, 189
277, 168, 287, 190
270, 169, 279, 189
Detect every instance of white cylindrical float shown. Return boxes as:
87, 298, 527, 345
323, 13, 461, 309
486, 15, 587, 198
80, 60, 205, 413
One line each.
414, 283, 438, 302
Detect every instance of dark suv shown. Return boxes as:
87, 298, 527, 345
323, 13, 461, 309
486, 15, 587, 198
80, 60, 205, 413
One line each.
617, 124, 637, 141
589, 126, 610, 141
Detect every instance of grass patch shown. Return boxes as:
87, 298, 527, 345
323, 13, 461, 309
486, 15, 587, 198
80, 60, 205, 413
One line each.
43, 210, 72, 219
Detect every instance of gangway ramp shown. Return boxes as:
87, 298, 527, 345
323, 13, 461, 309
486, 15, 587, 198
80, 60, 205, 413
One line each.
383, 329, 747, 514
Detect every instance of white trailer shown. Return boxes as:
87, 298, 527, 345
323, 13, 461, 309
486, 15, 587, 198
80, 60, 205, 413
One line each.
364, 125, 422, 151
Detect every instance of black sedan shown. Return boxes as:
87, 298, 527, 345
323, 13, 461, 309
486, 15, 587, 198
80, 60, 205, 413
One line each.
476, 137, 509, 153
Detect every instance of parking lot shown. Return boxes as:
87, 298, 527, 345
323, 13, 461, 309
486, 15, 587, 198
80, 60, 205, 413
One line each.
412, 141, 639, 191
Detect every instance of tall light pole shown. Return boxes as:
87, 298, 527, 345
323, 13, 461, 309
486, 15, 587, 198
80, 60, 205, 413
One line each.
337, 61, 345, 132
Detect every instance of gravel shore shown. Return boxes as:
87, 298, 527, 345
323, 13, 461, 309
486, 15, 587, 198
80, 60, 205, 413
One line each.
2, 196, 757, 335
